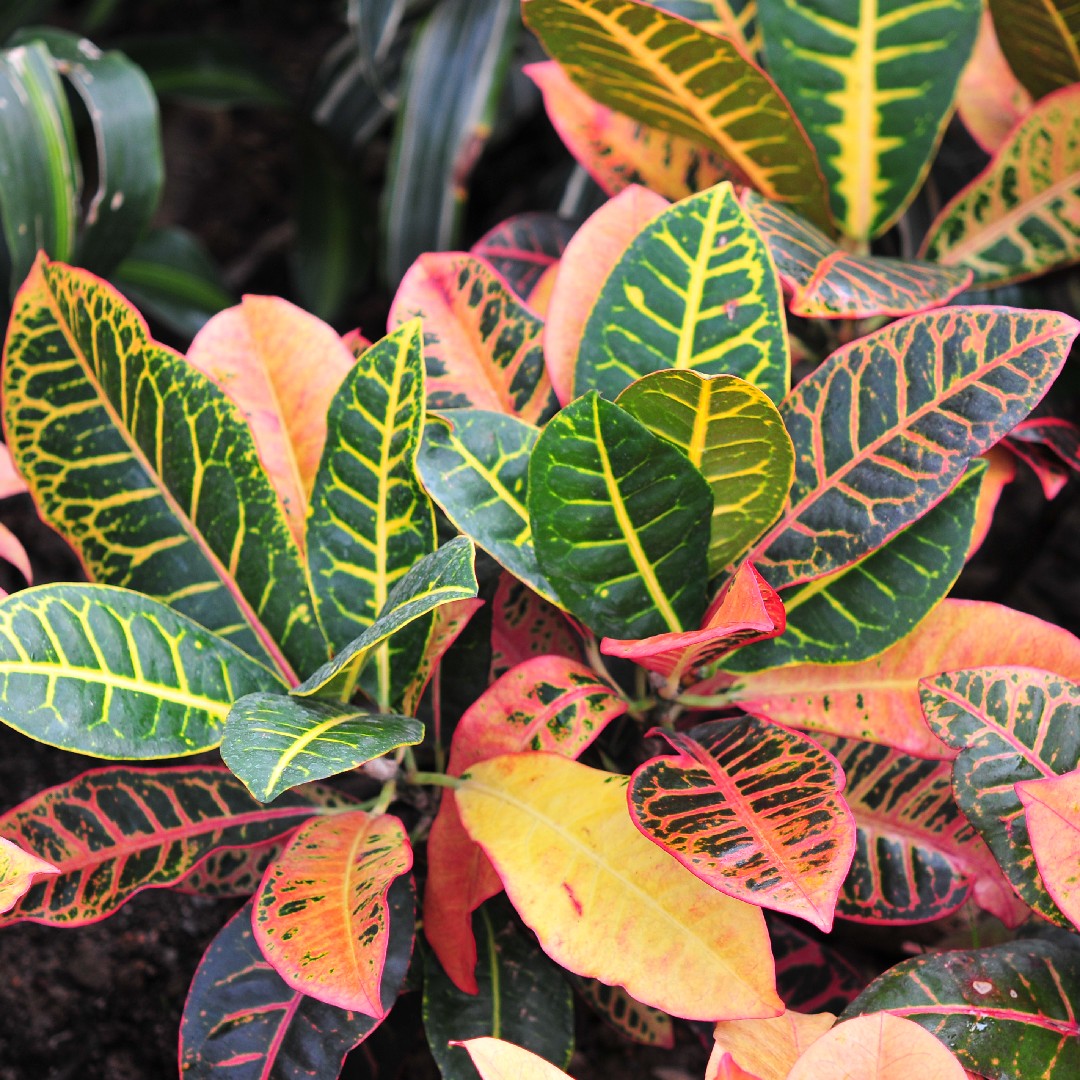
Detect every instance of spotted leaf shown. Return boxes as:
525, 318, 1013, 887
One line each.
489, 573, 582, 682
470, 211, 576, 301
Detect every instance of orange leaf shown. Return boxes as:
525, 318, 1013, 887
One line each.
709, 1011, 835, 1080
968, 448, 1016, 558
186, 296, 354, 549
708, 1052, 765, 1080
543, 184, 668, 404
456, 752, 782, 1021
785, 1013, 967, 1080
458, 1037, 573, 1079
1017, 769, 1080, 930
0, 836, 58, 914
714, 600, 1080, 760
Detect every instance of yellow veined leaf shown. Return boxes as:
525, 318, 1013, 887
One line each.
0, 836, 58, 914
456, 752, 782, 1021
458, 1037, 574, 1080
709, 1010, 835, 1080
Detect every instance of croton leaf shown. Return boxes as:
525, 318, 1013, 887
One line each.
1004, 417, 1080, 499
489, 573, 582, 681
571, 975, 674, 1048
710, 1010, 836, 1080
0, 837, 57, 915
470, 211, 576, 301
425, 654, 625, 993
456, 752, 783, 1020
617, 369, 794, 575
185, 294, 355, 550
757, 0, 980, 241
820, 735, 1027, 926
175, 841, 282, 899
842, 936, 1080, 1078
528, 391, 712, 639
417, 411, 555, 603
0, 766, 350, 925
526, 60, 736, 201
306, 320, 436, 709
725, 462, 983, 672
576, 183, 790, 405
715, 599, 1080, 760
179, 878, 415, 1078
293, 536, 478, 702
920, 666, 1080, 924
460, 1038, 572, 1080
0, 583, 282, 758
2, 255, 327, 680
741, 191, 972, 319
423, 898, 575, 1080
920, 83, 1080, 287
523, 0, 833, 230
650, 0, 761, 56
401, 596, 486, 716
767, 915, 866, 1014
747, 306, 1079, 589
629, 717, 855, 931
709, 1053, 764, 1080
221, 692, 423, 802
543, 184, 668, 405
254, 810, 412, 1016
1017, 771, 1080, 930
389, 253, 557, 423
987, 0, 1080, 100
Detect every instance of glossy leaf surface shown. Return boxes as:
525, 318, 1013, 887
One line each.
489, 574, 581, 681
179, 879, 414, 1078
457, 753, 782, 1021
617, 370, 793, 575
0, 837, 57, 915
389, 253, 557, 423
0, 583, 280, 758
529, 391, 712, 639
758, 0, 980, 240
576, 183, 789, 405
921, 666, 1080, 923
471, 212, 574, 301
742, 191, 972, 319
523, 0, 833, 229
988, 0, 1080, 100
1018, 771, 1080, 929
3, 256, 325, 680
710, 1010, 835, 1080
417, 411, 554, 603
630, 717, 855, 930
747, 307, 1079, 589
844, 937, 1080, 1078
921, 84, 1080, 286
0, 766, 346, 925
222, 693, 423, 802
254, 810, 412, 1016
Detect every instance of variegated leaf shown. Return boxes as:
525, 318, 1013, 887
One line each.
470, 211, 576, 301
650, 0, 760, 57
0, 837, 57, 914
401, 596, 486, 716
489, 573, 582, 681
988, 0, 1080, 100
767, 916, 866, 1013
1018, 771, 1080, 930
572, 975, 674, 1048
576, 182, 790, 404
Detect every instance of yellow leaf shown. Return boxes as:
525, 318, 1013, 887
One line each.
0, 837, 58, 915
709, 1011, 835, 1080
456, 752, 782, 1021
458, 1037, 574, 1080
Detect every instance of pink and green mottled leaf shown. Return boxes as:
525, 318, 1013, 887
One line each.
746, 307, 1080, 589
629, 716, 855, 930
489, 573, 582, 682
175, 841, 283, 899
0, 837, 57, 914
920, 83, 1080, 287
741, 191, 972, 319
820, 735, 1028, 927
523, 0, 833, 230
1017, 770, 1080, 930
2, 255, 326, 680
0, 766, 351, 925
987, 0, 1080, 100
425, 654, 626, 993
470, 211, 576, 302
388, 253, 557, 423
1004, 417, 1080, 499
920, 666, 1080, 924
254, 810, 412, 1016
843, 937, 1080, 1078
572, 975, 675, 1048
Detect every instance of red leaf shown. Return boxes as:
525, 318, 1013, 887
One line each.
489, 572, 582, 682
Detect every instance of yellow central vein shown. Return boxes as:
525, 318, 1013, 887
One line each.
263, 709, 360, 795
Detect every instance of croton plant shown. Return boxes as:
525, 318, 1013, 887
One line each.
1, 0, 1079, 1078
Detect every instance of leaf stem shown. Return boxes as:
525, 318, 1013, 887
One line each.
407, 770, 462, 789
369, 779, 397, 816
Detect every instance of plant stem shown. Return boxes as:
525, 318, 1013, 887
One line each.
407, 770, 462, 789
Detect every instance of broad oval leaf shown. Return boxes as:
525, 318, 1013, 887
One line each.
747, 306, 1080, 589
179, 879, 415, 1078
758, 0, 980, 241
1018, 771, 1080, 930
717, 600, 1080, 760
389, 253, 557, 423
254, 810, 412, 1016
470, 211, 576, 301
0, 583, 282, 758
417, 411, 556, 603
424, 898, 575, 1080
529, 391, 712, 639
988, 0, 1080, 100
630, 717, 855, 931
460, 1038, 573, 1080
221, 693, 423, 803
576, 183, 790, 405
741, 191, 972, 319
843, 937, 1080, 1078
456, 752, 783, 1021
710, 1010, 836, 1080
920, 666, 1080, 923
920, 83, 1080, 287
0, 765, 348, 925
617, 370, 794, 575
0, 837, 57, 915
523, 0, 833, 230
2, 255, 326, 679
